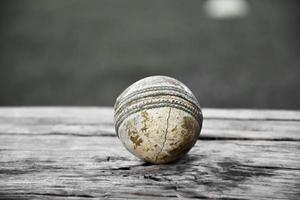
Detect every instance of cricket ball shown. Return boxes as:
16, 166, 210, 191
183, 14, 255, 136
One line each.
114, 76, 202, 164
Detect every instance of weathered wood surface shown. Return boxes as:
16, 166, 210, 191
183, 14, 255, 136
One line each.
0, 107, 299, 199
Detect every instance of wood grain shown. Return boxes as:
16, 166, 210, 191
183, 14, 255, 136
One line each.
0, 107, 299, 199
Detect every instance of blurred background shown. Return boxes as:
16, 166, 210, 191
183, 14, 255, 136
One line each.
0, 0, 299, 109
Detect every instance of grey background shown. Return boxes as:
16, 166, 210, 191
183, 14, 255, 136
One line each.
0, 0, 299, 109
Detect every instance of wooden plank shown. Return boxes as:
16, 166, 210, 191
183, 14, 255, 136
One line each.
203, 108, 300, 121
0, 134, 299, 200
1, 107, 300, 121
0, 107, 299, 140
0, 107, 299, 199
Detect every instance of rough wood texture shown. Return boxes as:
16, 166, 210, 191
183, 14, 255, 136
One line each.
0, 107, 299, 199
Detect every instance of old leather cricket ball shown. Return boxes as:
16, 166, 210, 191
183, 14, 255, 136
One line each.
114, 76, 203, 164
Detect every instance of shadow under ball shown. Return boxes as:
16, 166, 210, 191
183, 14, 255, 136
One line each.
114, 76, 203, 164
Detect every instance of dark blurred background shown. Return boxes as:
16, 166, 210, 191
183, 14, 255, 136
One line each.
0, 0, 299, 109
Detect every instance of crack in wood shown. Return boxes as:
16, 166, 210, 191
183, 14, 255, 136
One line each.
0, 192, 94, 198
205, 117, 300, 122
199, 136, 300, 141
0, 132, 115, 137
239, 164, 300, 171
